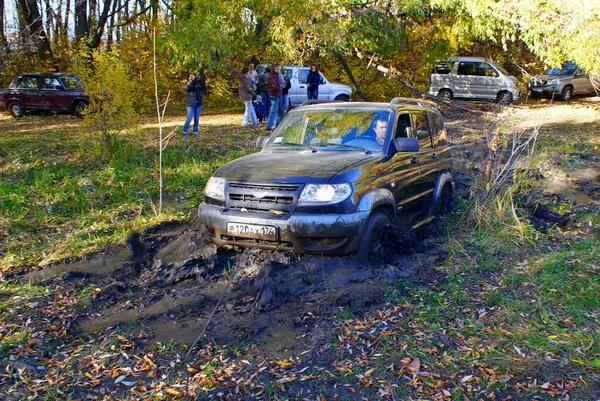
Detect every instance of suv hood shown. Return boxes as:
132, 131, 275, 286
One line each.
214, 151, 373, 183
532, 74, 571, 82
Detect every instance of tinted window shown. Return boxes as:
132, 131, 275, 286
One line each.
432, 61, 454, 74
395, 113, 410, 138
456, 62, 495, 77
412, 113, 432, 149
16, 77, 38, 89
429, 112, 447, 148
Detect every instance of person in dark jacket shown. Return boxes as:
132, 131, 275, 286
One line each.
265, 64, 282, 131
239, 66, 258, 126
280, 67, 292, 118
256, 66, 270, 119
306, 64, 322, 100
182, 71, 205, 135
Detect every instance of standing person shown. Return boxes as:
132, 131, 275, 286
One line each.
239, 66, 258, 127
278, 66, 286, 120
248, 62, 258, 94
306, 64, 322, 100
257, 66, 270, 120
281, 68, 292, 112
182, 71, 205, 136
265, 64, 282, 131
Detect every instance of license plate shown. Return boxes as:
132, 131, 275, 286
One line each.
226, 222, 277, 240
532, 88, 542, 92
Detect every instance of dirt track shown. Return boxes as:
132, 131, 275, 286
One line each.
10, 97, 600, 399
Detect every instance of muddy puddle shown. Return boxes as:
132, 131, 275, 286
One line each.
23, 219, 448, 360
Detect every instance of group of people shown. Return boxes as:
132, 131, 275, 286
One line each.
181, 62, 324, 136
239, 62, 322, 130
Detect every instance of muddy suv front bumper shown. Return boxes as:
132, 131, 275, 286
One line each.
198, 203, 369, 255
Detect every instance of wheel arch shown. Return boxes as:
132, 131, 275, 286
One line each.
428, 171, 454, 215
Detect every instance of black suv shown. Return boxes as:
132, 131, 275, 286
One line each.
198, 98, 453, 260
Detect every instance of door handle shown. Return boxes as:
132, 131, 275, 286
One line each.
431, 153, 437, 159
411, 157, 419, 164
299, 85, 305, 89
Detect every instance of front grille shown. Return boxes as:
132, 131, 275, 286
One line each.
227, 181, 302, 214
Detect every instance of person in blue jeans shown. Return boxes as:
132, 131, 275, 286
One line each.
265, 64, 282, 131
183, 71, 205, 135
306, 64, 322, 100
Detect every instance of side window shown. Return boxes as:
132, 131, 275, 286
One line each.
429, 112, 447, 148
484, 63, 499, 77
394, 113, 410, 138
457, 62, 487, 77
41, 77, 63, 90
298, 69, 309, 84
412, 113, 432, 149
16, 77, 39, 89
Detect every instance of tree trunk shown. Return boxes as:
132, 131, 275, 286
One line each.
16, 0, 54, 60
75, 0, 89, 41
90, 0, 113, 48
333, 50, 373, 102
0, 0, 8, 49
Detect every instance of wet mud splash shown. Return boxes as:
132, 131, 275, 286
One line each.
20, 218, 449, 360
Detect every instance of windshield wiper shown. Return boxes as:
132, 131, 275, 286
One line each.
272, 142, 318, 152
328, 143, 372, 154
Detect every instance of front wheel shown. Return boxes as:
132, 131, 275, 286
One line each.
358, 211, 391, 263
8, 101, 24, 118
561, 86, 573, 101
334, 94, 350, 102
497, 91, 513, 105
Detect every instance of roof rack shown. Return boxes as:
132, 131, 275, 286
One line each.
300, 99, 345, 106
390, 97, 438, 109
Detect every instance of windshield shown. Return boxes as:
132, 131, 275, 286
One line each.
264, 108, 392, 153
544, 65, 577, 76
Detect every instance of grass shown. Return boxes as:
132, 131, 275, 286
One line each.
0, 112, 263, 270
1, 101, 599, 399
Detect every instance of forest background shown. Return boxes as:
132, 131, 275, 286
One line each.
2, 0, 600, 116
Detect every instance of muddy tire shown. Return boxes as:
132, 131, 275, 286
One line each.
496, 91, 513, 105
561, 86, 573, 101
358, 211, 391, 263
435, 184, 455, 215
8, 101, 24, 118
438, 89, 453, 101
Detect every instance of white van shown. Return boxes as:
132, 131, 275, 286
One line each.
283, 66, 352, 107
428, 57, 521, 104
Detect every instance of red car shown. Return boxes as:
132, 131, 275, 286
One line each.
0, 72, 88, 118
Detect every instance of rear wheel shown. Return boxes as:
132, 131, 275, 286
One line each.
435, 184, 455, 216
561, 86, 573, 101
334, 94, 350, 102
8, 101, 23, 118
497, 91, 513, 105
358, 211, 391, 263
438, 89, 453, 101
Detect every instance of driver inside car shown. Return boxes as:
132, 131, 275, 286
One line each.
373, 118, 388, 146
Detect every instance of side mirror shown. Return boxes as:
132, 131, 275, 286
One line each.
393, 137, 420, 153
255, 136, 267, 148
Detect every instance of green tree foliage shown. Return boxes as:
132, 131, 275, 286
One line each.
74, 48, 139, 136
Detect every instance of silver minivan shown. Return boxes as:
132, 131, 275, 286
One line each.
428, 57, 521, 104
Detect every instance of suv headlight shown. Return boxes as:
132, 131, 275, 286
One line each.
204, 177, 226, 201
298, 183, 352, 205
